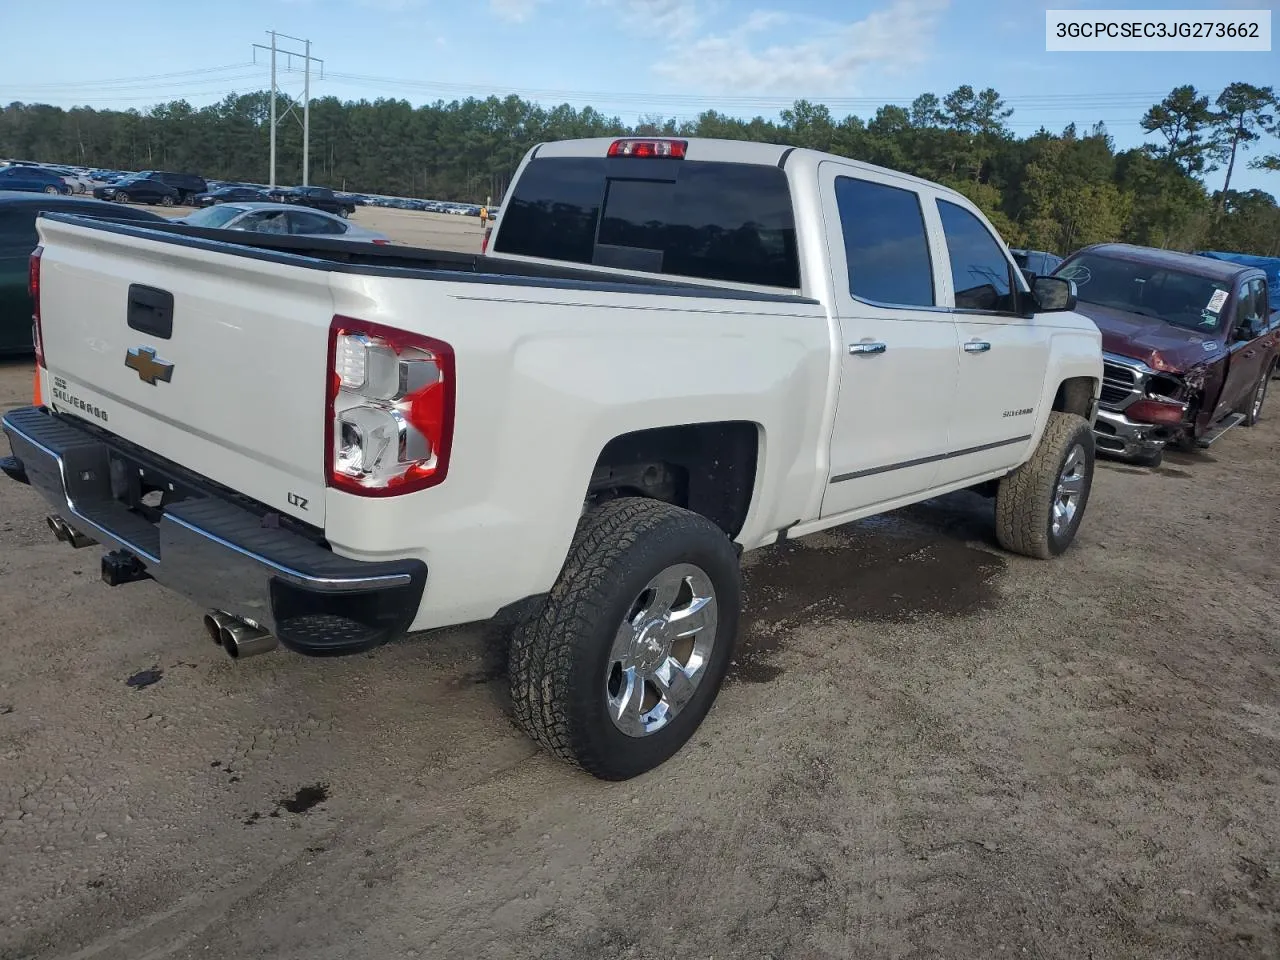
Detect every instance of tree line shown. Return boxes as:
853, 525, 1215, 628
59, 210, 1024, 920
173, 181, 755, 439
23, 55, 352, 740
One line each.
2, 80, 1278, 256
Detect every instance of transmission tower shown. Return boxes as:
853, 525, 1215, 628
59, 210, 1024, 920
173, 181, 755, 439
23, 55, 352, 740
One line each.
252, 31, 324, 188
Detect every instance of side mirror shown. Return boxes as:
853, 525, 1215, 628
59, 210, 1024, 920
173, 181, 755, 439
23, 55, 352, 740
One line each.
1032, 275, 1077, 313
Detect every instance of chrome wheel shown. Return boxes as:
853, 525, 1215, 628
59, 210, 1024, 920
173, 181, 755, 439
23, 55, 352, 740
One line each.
1052, 443, 1087, 537
606, 562, 718, 738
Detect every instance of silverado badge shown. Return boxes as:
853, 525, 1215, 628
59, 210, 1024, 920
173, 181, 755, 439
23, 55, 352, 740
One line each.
125, 347, 174, 385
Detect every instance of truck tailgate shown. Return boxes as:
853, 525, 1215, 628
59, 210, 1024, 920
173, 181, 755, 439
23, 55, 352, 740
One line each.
36, 216, 334, 525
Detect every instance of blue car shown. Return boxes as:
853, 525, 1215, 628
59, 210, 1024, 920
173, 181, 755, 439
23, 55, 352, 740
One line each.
0, 165, 71, 195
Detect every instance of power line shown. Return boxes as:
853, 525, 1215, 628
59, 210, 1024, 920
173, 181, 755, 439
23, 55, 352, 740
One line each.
6, 63, 261, 91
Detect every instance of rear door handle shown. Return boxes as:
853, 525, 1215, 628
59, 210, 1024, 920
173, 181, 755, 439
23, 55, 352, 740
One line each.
963, 340, 992, 353
849, 341, 887, 355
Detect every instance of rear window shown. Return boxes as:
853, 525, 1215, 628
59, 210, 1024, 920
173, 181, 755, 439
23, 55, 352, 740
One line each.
493, 156, 800, 288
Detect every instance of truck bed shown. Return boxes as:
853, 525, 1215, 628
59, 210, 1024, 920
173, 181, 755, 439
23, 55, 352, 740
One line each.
38, 212, 818, 305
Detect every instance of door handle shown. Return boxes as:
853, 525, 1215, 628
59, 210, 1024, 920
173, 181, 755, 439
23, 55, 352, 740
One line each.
849, 341, 887, 355
963, 340, 992, 353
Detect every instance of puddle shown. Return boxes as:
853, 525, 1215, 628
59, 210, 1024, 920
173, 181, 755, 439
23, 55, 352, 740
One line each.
125, 667, 163, 689
281, 783, 329, 814
731, 505, 1006, 683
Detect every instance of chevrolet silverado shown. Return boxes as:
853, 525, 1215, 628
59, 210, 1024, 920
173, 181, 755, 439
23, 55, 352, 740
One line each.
2, 137, 1103, 779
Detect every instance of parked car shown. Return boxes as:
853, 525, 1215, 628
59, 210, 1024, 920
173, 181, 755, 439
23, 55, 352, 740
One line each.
0, 191, 165, 355
267, 185, 357, 218
192, 186, 270, 206
1057, 243, 1279, 466
4, 136, 1102, 780
92, 176, 181, 206
134, 170, 208, 204
1010, 248, 1063, 278
175, 202, 389, 242
0, 166, 72, 195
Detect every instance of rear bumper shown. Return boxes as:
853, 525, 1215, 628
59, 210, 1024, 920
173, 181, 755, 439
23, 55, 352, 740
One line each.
1, 406, 427, 656
1092, 407, 1170, 462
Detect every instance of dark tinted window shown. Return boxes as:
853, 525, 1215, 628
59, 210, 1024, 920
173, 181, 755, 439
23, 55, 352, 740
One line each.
289, 210, 343, 234
937, 199, 1016, 312
834, 176, 934, 307
494, 156, 800, 288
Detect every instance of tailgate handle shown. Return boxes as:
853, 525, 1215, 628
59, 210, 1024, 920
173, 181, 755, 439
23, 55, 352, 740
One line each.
127, 284, 174, 340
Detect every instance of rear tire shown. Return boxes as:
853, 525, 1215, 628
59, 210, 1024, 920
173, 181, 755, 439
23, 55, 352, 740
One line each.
44, 185, 59, 194
509, 497, 741, 781
995, 412, 1095, 559
161, 195, 175, 207
116, 192, 129, 204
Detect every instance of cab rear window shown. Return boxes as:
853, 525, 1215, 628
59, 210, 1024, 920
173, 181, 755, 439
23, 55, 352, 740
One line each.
493, 156, 800, 289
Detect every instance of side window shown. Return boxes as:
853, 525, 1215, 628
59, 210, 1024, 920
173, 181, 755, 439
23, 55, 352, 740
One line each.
289, 211, 342, 234
833, 176, 934, 307
239, 211, 288, 234
936, 199, 1017, 313
1237, 279, 1264, 334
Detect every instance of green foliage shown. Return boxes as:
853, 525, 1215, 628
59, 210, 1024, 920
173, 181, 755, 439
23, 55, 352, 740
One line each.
2, 81, 1278, 256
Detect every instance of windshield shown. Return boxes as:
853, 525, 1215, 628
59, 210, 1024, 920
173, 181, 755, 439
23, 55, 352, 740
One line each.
1057, 253, 1232, 332
183, 205, 246, 228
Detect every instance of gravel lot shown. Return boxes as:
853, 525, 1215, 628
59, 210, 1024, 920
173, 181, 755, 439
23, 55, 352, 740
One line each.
1, 302, 1278, 956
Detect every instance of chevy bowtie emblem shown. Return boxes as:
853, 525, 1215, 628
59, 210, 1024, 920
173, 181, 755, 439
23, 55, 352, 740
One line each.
125, 346, 174, 385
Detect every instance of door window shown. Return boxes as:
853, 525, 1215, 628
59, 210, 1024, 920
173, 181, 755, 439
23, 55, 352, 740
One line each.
937, 199, 1017, 313
833, 176, 935, 307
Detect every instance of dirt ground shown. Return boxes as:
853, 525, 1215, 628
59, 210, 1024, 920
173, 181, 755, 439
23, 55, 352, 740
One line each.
152, 203, 486, 253
0, 351, 1278, 959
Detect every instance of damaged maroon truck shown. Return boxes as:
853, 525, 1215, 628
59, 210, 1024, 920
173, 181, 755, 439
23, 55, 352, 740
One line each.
1054, 244, 1279, 467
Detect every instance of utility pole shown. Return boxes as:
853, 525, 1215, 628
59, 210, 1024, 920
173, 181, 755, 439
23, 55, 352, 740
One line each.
268, 30, 277, 189
252, 32, 323, 189
303, 38, 311, 186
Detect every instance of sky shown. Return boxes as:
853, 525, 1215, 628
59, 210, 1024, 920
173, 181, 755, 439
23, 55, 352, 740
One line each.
4, 0, 1279, 196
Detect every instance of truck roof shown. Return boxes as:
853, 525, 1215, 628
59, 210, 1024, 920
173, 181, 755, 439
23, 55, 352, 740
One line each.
530, 136, 972, 203
1075, 242, 1260, 283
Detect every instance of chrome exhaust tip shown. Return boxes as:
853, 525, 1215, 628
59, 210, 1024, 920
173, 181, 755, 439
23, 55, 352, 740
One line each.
46, 514, 96, 548
203, 610, 239, 645
219, 620, 278, 660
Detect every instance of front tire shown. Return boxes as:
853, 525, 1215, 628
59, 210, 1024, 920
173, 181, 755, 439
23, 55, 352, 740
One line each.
509, 498, 741, 781
1241, 368, 1271, 426
116, 192, 129, 204
161, 195, 175, 207
995, 412, 1095, 559
44, 185, 59, 194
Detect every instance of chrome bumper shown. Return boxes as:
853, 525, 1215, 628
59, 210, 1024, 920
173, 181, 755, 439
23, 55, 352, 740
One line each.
2, 406, 427, 656
1092, 407, 1169, 461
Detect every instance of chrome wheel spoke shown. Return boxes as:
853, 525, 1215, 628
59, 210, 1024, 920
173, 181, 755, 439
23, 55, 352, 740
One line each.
643, 574, 683, 620
1058, 474, 1085, 497
608, 619, 637, 664
667, 594, 713, 639
610, 667, 646, 737
651, 657, 698, 712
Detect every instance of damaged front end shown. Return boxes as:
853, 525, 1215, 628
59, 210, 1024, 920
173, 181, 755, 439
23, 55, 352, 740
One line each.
1093, 354, 1204, 462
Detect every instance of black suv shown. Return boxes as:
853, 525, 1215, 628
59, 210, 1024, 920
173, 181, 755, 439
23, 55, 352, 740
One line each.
135, 170, 208, 204
267, 185, 356, 218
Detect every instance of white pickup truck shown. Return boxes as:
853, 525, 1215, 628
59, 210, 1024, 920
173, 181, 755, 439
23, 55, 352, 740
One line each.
2, 137, 1103, 780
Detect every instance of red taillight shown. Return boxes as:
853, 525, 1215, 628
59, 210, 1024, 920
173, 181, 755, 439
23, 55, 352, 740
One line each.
371, 238, 390, 245
1127, 398, 1186, 426
607, 138, 688, 159
29, 246, 44, 369
481, 226, 492, 254
324, 316, 455, 497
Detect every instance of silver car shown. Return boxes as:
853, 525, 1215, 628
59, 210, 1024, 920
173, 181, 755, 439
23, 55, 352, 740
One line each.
176, 202, 390, 243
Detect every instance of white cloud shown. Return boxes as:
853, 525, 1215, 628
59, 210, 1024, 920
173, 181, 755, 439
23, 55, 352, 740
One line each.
594, 0, 701, 39
637, 0, 950, 96
489, 0, 543, 22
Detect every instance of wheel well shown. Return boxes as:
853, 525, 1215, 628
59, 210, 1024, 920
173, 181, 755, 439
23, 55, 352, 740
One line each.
586, 422, 759, 539
1052, 376, 1097, 419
